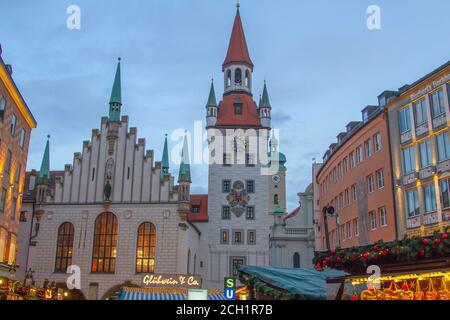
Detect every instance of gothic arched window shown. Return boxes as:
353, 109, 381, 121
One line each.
55, 222, 74, 272
91, 212, 118, 273
136, 222, 156, 273
235, 68, 242, 85
226, 70, 232, 87
293, 252, 300, 268
274, 194, 279, 205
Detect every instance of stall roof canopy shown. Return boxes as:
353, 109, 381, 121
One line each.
239, 265, 348, 299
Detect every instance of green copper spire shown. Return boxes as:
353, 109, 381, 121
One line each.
178, 133, 191, 183
161, 134, 169, 180
206, 80, 217, 107
37, 135, 51, 185
260, 81, 271, 108
109, 58, 122, 121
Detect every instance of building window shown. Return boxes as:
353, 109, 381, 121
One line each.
364, 139, 372, 158
430, 88, 445, 117
274, 194, 279, 205
230, 257, 246, 277
234, 103, 242, 115
376, 169, 385, 189
10, 114, 17, 136
339, 193, 344, 209
15, 164, 21, 183
233, 230, 243, 245
136, 222, 156, 273
54, 222, 74, 272
419, 139, 432, 168
349, 152, 355, 168
436, 131, 450, 161
374, 133, 382, 152
19, 211, 27, 222
343, 157, 348, 174
10, 197, 17, 221
220, 229, 229, 244
423, 184, 437, 213
369, 211, 377, 230
440, 179, 450, 209
356, 146, 363, 163
19, 128, 26, 149
246, 180, 254, 193
354, 218, 359, 236
226, 70, 231, 87
340, 225, 345, 241
379, 207, 387, 227
293, 253, 300, 268
91, 212, 118, 273
187, 250, 191, 274
0, 188, 7, 213
191, 205, 200, 213
0, 96, 6, 122
234, 68, 242, 85
399, 107, 411, 133
222, 154, 231, 166
406, 189, 420, 218
5, 149, 12, 174
246, 206, 255, 220
222, 206, 231, 220
413, 98, 428, 126
247, 230, 256, 245
351, 184, 357, 201
222, 180, 231, 193
367, 175, 374, 193
403, 146, 415, 174
346, 222, 352, 239
345, 189, 350, 206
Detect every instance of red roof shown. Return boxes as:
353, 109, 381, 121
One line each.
215, 93, 261, 127
283, 206, 301, 223
188, 194, 208, 222
222, 9, 253, 71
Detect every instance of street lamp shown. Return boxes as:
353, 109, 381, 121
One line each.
322, 206, 338, 251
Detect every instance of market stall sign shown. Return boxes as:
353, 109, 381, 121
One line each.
141, 274, 201, 288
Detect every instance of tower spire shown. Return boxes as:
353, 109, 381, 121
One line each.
207, 80, 217, 107
260, 81, 271, 108
161, 134, 169, 180
178, 132, 191, 183
109, 58, 122, 121
222, 4, 253, 71
37, 135, 50, 185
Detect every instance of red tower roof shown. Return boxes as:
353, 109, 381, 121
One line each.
222, 9, 253, 71
215, 94, 261, 127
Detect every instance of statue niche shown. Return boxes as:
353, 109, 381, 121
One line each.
103, 158, 115, 202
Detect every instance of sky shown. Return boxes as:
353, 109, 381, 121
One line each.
1, 0, 449, 210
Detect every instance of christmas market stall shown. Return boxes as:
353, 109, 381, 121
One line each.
237, 265, 348, 300
314, 229, 450, 300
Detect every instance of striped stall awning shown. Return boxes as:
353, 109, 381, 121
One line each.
118, 288, 226, 301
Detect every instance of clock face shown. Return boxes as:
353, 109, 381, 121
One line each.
272, 175, 281, 184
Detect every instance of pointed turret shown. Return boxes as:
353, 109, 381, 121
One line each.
223, 4, 253, 70
161, 134, 169, 180
259, 81, 272, 128
37, 135, 50, 186
178, 133, 191, 183
206, 80, 218, 127
109, 58, 122, 122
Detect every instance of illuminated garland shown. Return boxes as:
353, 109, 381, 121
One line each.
313, 227, 450, 274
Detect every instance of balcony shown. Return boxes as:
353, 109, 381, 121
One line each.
432, 114, 447, 129
406, 216, 421, 229
402, 172, 418, 186
415, 122, 429, 137
423, 212, 438, 225
284, 228, 308, 235
419, 166, 435, 180
437, 159, 450, 173
400, 130, 412, 144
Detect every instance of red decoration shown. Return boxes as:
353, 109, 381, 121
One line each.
336, 257, 342, 263
434, 238, 441, 245
442, 233, 448, 239
420, 249, 425, 256
363, 252, 369, 258
330, 249, 336, 255
374, 245, 380, 252
351, 295, 358, 300
422, 238, 429, 245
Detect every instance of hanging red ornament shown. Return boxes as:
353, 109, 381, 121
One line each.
330, 249, 336, 255
420, 249, 425, 256
336, 257, 342, 263
442, 233, 448, 240
434, 238, 441, 245
422, 238, 429, 245
374, 245, 380, 252
363, 252, 369, 258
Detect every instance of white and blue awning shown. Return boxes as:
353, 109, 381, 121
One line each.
118, 288, 226, 300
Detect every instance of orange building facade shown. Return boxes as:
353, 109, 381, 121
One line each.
0, 46, 36, 277
315, 106, 396, 251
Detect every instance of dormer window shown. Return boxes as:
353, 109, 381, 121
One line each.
235, 68, 242, 85
234, 103, 242, 115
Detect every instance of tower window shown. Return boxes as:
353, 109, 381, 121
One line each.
234, 68, 242, 85
226, 70, 232, 87
245, 70, 250, 87
234, 103, 242, 115
274, 194, 279, 205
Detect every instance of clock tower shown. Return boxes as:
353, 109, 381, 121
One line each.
201, 4, 278, 289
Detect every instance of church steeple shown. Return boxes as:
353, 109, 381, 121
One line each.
161, 134, 169, 180
206, 79, 218, 127
109, 58, 122, 122
259, 81, 272, 128
178, 133, 191, 183
37, 135, 50, 186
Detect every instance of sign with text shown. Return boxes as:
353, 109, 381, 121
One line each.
141, 274, 201, 288
224, 277, 236, 300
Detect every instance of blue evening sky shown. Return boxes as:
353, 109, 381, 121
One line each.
1, 0, 449, 210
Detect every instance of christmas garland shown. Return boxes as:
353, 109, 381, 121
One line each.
238, 273, 297, 300
313, 227, 450, 274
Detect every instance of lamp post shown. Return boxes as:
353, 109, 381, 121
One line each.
322, 206, 338, 251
